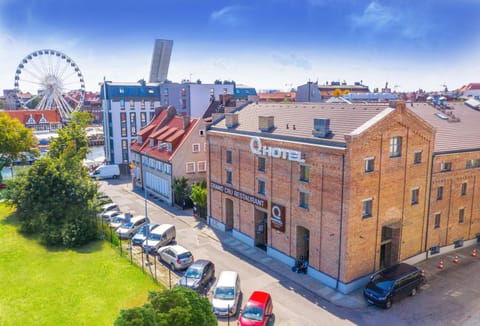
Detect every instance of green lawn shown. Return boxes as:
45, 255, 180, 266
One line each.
0, 203, 162, 326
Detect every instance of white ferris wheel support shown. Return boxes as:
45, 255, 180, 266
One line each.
14, 49, 86, 120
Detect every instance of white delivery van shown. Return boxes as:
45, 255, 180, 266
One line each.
90, 164, 120, 180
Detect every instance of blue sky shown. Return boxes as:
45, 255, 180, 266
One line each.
1, 0, 479, 93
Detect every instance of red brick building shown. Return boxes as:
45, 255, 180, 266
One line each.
206, 101, 480, 293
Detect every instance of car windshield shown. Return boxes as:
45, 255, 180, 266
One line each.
178, 252, 192, 259
148, 234, 161, 241
184, 267, 201, 279
121, 222, 133, 228
112, 217, 125, 223
242, 304, 264, 321
214, 287, 235, 300
369, 274, 394, 292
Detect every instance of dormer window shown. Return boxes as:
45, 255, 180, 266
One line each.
39, 114, 48, 124
149, 138, 154, 148
26, 114, 36, 125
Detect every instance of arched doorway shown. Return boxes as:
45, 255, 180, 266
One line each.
225, 198, 234, 231
296, 226, 310, 262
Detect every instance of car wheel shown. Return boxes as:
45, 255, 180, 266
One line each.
410, 287, 417, 296
385, 299, 392, 309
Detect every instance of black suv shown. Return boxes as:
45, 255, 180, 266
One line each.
363, 263, 425, 309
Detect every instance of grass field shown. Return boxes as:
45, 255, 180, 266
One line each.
0, 203, 162, 326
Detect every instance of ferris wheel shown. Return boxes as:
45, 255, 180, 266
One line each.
14, 49, 86, 119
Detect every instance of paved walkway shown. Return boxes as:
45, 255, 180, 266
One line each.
126, 182, 480, 310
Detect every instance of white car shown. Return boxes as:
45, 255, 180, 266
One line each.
115, 216, 147, 239
102, 210, 122, 223
109, 213, 132, 230
157, 245, 194, 271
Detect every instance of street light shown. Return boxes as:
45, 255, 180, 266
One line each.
141, 151, 151, 266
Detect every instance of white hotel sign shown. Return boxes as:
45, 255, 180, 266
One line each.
249, 136, 304, 163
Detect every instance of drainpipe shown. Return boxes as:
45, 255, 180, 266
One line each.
336, 154, 345, 289
424, 153, 435, 260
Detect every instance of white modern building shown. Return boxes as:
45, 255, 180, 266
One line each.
100, 80, 161, 168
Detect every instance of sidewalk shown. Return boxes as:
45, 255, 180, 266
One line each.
127, 182, 480, 311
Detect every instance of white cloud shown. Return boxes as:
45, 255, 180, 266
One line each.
271, 53, 312, 70
351, 1, 398, 31
210, 6, 244, 26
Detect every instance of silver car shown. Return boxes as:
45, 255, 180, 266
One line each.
157, 245, 194, 271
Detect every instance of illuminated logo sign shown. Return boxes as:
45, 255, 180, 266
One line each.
271, 203, 285, 232
249, 136, 304, 163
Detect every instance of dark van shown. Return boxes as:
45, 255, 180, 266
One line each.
363, 263, 425, 309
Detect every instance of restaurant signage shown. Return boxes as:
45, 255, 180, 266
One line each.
210, 182, 268, 209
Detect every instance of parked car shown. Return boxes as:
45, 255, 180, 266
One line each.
142, 224, 176, 254
157, 245, 194, 271
212, 271, 241, 317
115, 215, 148, 239
109, 213, 133, 230
131, 223, 159, 246
177, 259, 215, 294
102, 210, 122, 223
98, 193, 112, 204
238, 291, 273, 326
363, 262, 425, 309
99, 203, 119, 216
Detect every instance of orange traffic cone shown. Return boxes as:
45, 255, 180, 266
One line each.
453, 254, 459, 264
438, 259, 444, 269
472, 248, 477, 257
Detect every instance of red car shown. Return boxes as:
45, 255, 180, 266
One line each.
237, 291, 273, 326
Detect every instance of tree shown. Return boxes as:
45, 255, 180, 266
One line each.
172, 176, 190, 207
115, 287, 216, 326
0, 112, 39, 181
190, 179, 207, 218
4, 111, 99, 247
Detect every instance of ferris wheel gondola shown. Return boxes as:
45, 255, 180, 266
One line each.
14, 49, 86, 119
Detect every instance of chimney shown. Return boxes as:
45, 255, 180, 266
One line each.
225, 113, 239, 128
258, 116, 274, 132
183, 115, 190, 129
312, 118, 331, 138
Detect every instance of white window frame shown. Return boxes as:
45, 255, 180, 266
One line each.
364, 157, 375, 173
192, 143, 201, 153
197, 161, 207, 172
186, 162, 195, 173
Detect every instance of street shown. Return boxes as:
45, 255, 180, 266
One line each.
100, 177, 480, 326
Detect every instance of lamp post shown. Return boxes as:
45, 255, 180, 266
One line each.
141, 151, 151, 266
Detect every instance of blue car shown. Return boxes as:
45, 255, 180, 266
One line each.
131, 223, 159, 246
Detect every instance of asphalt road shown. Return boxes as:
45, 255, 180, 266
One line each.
100, 177, 480, 326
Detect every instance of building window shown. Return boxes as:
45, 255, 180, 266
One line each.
120, 99, 125, 110
299, 191, 309, 209
414, 150, 422, 164
226, 150, 232, 164
258, 157, 266, 172
458, 208, 465, 224
186, 162, 195, 174
192, 143, 201, 153
129, 99, 135, 109
364, 157, 375, 173
226, 170, 232, 184
411, 188, 419, 205
150, 100, 155, 110
199, 129, 205, 137
300, 165, 310, 182
441, 162, 452, 172
466, 159, 480, 169
140, 112, 147, 127
362, 199, 373, 218
461, 182, 467, 196
120, 112, 127, 137
389, 136, 402, 157
130, 112, 137, 136
140, 99, 145, 109
258, 179, 266, 195
437, 186, 443, 200
434, 213, 441, 229
121, 139, 128, 163
197, 161, 207, 172
164, 164, 171, 175
149, 112, 155, 121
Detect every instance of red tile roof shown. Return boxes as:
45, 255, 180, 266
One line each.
2, 109, 62, 124
131, 108, 198, 161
